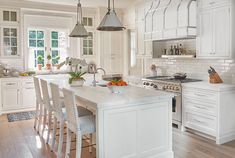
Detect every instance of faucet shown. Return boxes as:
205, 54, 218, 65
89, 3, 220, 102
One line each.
92, 67, 106, 87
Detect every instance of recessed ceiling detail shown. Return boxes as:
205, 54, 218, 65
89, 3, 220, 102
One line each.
24, 0, 136, 8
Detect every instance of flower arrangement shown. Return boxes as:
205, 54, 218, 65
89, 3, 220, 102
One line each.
37, 55, 43, 70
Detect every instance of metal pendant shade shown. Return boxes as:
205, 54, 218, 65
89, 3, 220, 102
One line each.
97, 0, 126, 31
69, 1, 88, 38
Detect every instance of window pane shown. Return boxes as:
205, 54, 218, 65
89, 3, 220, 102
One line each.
3, 38, 10, 46
89, 40, 93, 47
37, 31, 44, 39
51, 31, 58, 39
89, 48, 93, 55
83, 40, 88, 47
11, 38, 17, 46
3, 28, 10, 36
37, 50, 44, 57
11, 47, 17, 55
52, 40, 58, 48
52, 59, 59, 65
11, 12, 17, 21
29, 40, 36, 47
83, 48, 87, 55
29, 30, 36, 39
88, 18, 93, 26
11, 29, 17, 37
3, 11, 9, 21
37, 40, 44, 47
83, 17, 87, 26
52, 50, 58, 58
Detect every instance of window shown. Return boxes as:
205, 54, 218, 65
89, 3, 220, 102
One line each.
3, 27, 18, 56
83, 17, 93, 27
3, 11, 17, 22
83, 32, 93, 55
28, 29, 68, 69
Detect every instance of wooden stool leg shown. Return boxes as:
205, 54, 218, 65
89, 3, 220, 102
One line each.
46, 112, 52, 144
76, 131, 82, 158
89, 134, 92, 153
51, 116, 57, 152
34, 101, 39, 129
57, 120, 65, 158
37, 103, 43, 135
42, 107, 47, 135
65, 128, 72, 158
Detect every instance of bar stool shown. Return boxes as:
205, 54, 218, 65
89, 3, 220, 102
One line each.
33, 77, 44, 134
40, 79, 55, 144
50, 82, 93, 158
63, 88, 96, 158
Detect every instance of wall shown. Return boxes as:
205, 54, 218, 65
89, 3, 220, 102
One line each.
145, 58, 235, 84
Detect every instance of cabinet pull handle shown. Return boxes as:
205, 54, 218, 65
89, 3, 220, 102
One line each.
25, 82, 33, 84
25, 87, 34, 89
193, 118, 206, 124
194, 105, 208, 110
194, 93, 207, 96
6, 83, 15, 85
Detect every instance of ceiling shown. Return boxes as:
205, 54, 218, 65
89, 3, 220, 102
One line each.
25, 0, 137, 8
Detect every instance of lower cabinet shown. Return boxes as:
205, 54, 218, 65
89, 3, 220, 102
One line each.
182, 83, 235, 144
0, 77, 36, 113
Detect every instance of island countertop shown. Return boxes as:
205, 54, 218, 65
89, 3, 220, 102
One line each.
37, 74, 173, 108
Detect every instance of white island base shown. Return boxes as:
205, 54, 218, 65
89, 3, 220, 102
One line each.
39, 75, 174, 158
96, 100, 173, 158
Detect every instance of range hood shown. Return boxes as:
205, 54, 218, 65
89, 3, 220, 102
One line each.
144, 0, 197, 41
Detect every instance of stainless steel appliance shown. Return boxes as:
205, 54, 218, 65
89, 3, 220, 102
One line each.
142, 76, 201, 129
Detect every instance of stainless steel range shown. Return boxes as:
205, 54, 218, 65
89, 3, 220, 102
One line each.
142, 76, 202, 129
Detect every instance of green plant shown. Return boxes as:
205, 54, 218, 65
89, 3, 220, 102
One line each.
47, 54, 52, 60
37, 55, 43, 63
55, 56, 60, 61
69, 71, 86, 84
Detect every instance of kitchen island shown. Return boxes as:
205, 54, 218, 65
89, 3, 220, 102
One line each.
38, 75, 174, 158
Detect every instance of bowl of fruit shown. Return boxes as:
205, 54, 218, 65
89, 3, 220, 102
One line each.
107, 80, 128, 93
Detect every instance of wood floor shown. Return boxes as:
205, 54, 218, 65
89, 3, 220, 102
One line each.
1, 115, 235, 158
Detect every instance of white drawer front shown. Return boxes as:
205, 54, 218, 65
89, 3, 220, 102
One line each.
2, 81, 18, 88
184, 111, 216, 136
183, 88, 217, 104
183, 97, 217, 116
22, 80, 34, 88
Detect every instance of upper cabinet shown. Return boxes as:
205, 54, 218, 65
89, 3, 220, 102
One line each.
197, 0, 232, 59
0, 9, 20, 58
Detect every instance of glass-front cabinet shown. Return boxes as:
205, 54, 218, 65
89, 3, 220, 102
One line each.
2, 27, 19, 57
0, 9, 20, 58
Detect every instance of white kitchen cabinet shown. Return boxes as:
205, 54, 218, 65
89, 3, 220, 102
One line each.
0, 77, 36, 114
197, 3, 232, 58
182, 82, 235, 144
21, 80, 36, 107
2, 81, 19, 110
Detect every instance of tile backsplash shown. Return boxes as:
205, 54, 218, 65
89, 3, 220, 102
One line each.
145, 58, 235, 84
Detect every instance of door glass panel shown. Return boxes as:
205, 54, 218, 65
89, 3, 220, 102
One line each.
10, 12, 17, 21
88, 18, 93, 26
52, 40, 58, 48
29, 31, 36, 39
3, 28, 10, 36
3, 11, 9, 21
11, 47, 17, 55
29, 40, 36, 47
11, 29, 17, 37
11, 38, 17, 46
51, 31, 58, 39
3, 38, 10, 46
37, 31, 44, 39
37, 40, 44, 47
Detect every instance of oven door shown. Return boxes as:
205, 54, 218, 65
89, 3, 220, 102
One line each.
172, 93, 182, 123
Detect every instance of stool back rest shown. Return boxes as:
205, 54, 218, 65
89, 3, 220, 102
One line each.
50, 83, 63, 116
62, 88, 79, 129
33, 77, 42, 103
40, 79, 52, 110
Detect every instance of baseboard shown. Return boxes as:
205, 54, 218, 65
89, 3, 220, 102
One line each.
151, 150, 174, 158
217, 132, 235, 144
0, 107, 36, 115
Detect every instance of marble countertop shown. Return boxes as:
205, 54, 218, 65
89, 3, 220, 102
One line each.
182, 81, 235, 91
37, 74, 173, 108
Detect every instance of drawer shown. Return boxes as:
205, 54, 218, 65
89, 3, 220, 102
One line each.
184, 111, 216, 136
22, 80, 34, 88
183, 97, 217, 116
2, 81, 18, 88
183, 88, 217, 103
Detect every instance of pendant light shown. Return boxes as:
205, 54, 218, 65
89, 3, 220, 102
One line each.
97, 0, 126, 31
69, 0, 88, 38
